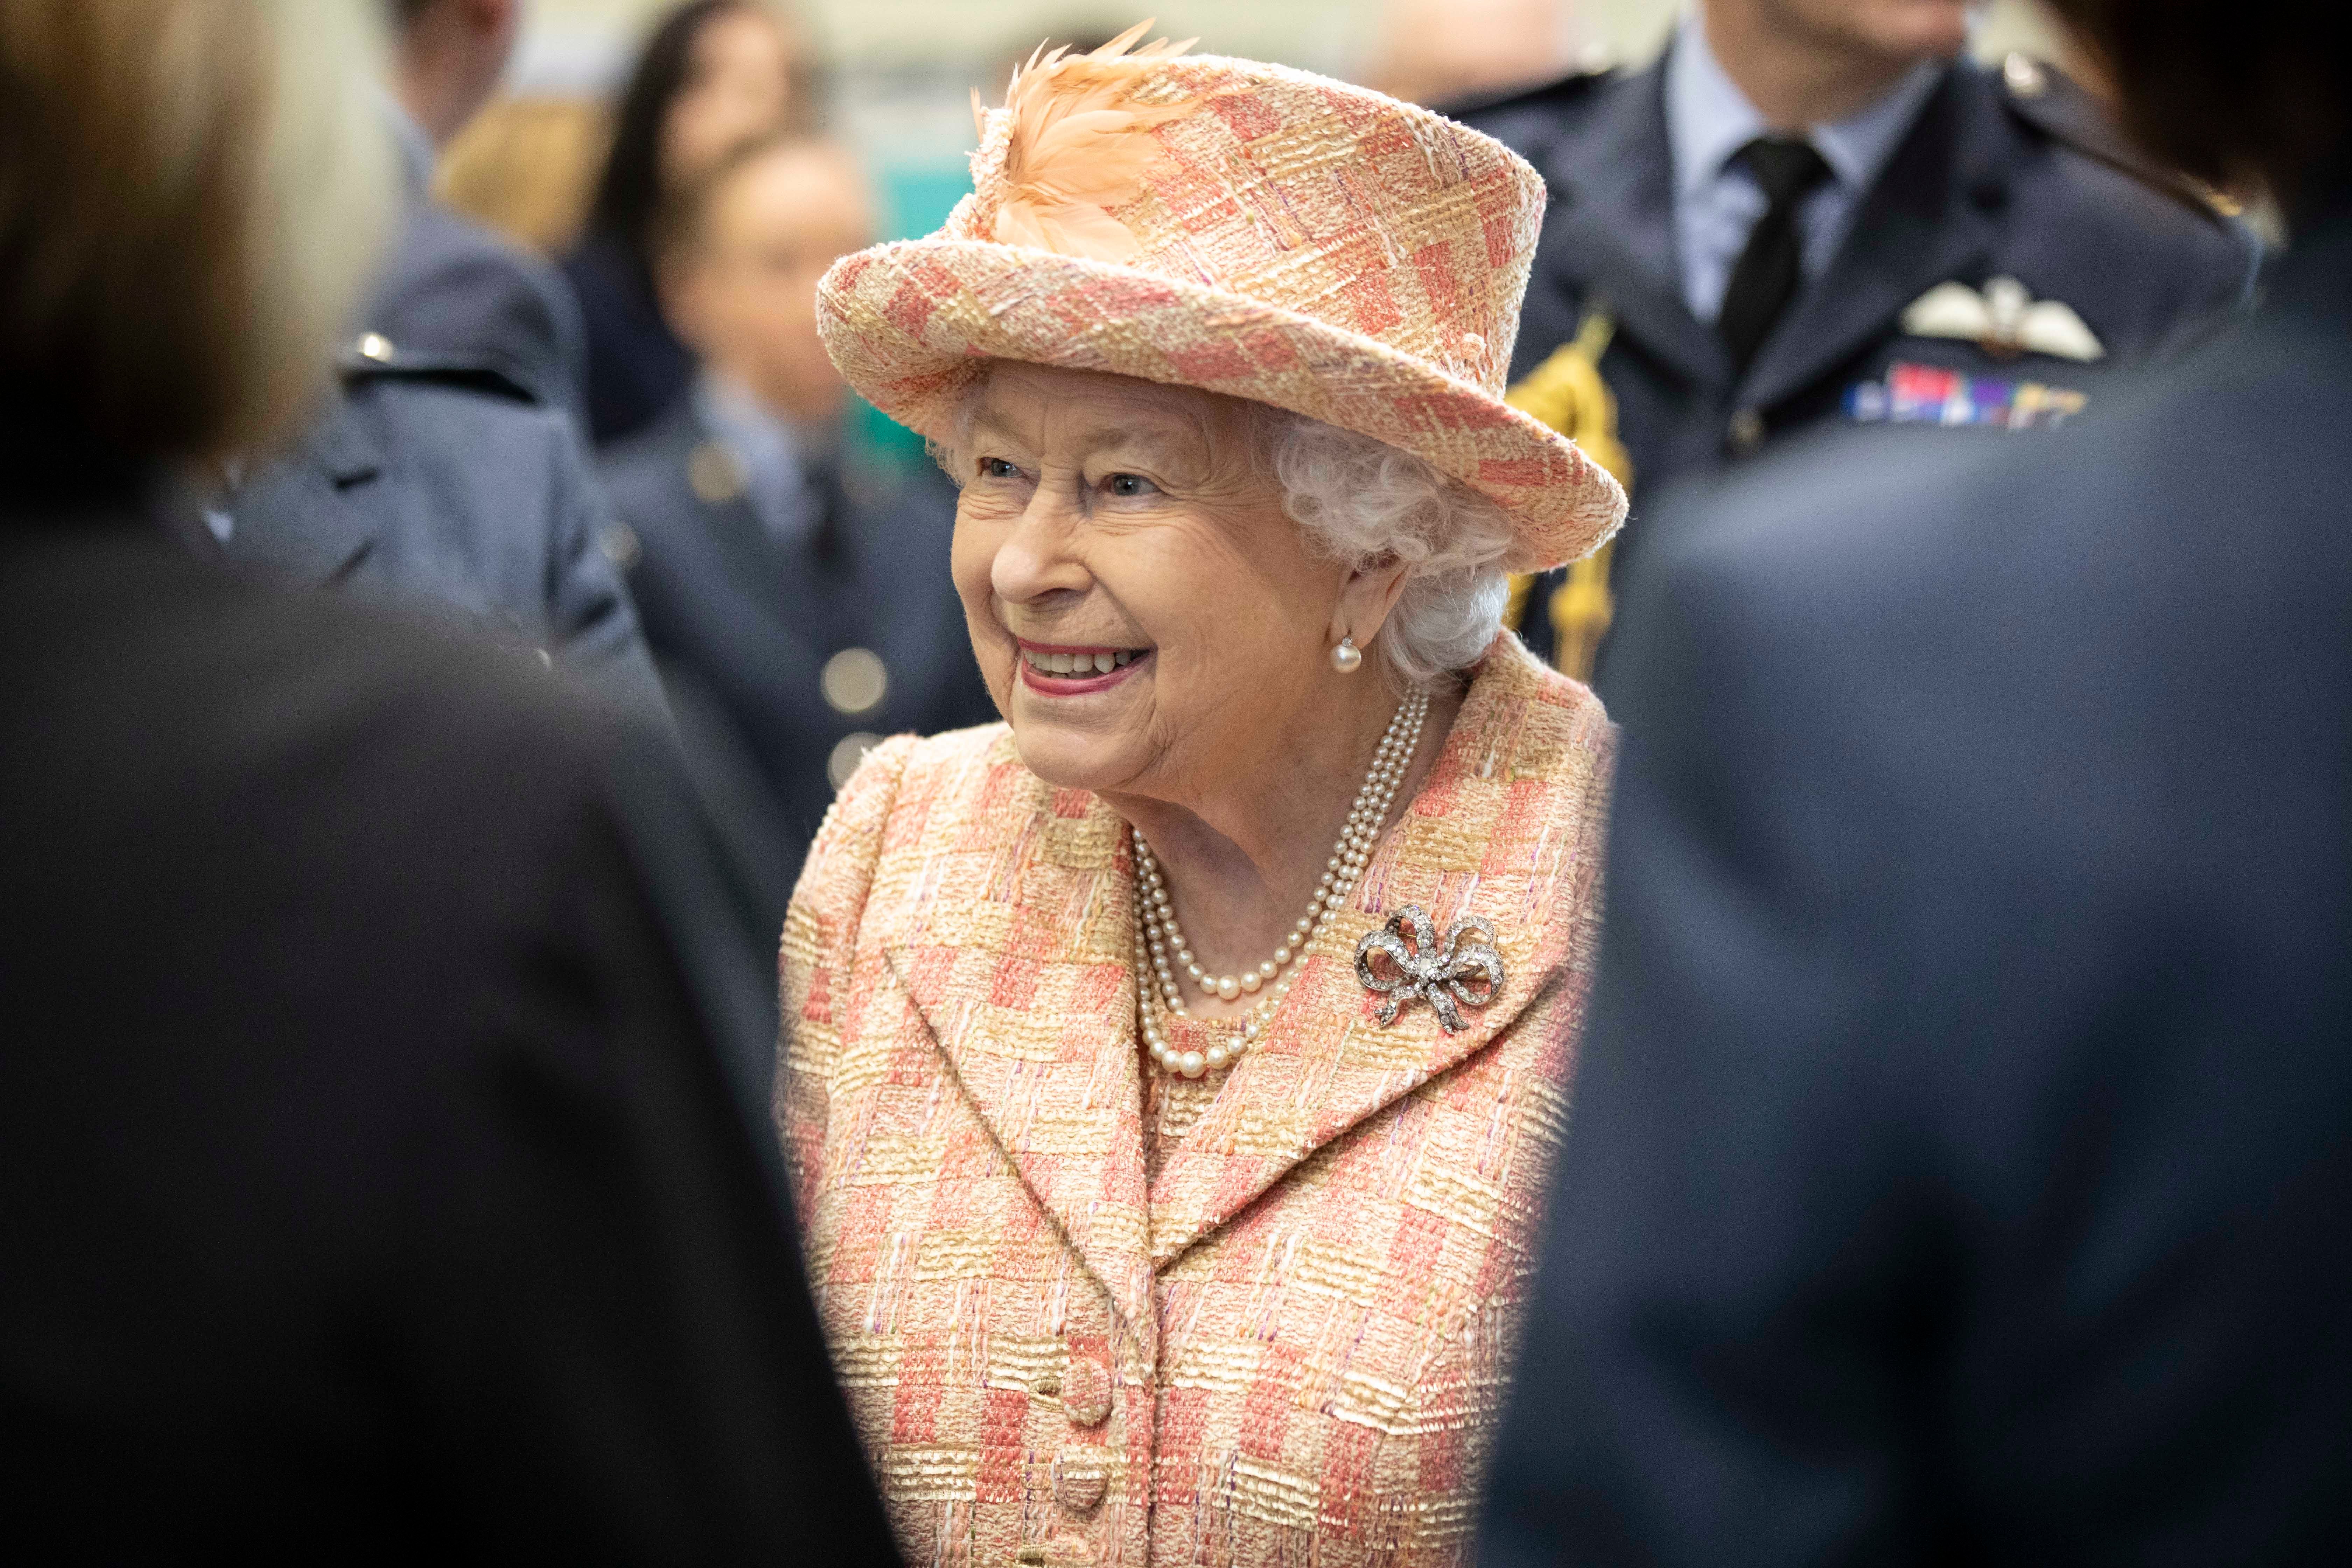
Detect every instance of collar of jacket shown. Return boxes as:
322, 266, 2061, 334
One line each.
225, 391, 384, 589
1531, 51, 2005, 409
873, 636, 1613, 1332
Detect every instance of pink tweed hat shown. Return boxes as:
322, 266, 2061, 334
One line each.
814, 24, 1626, 573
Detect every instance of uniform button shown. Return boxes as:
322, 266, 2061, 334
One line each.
2002, 52, 2046, 98
828, 732, 881, 790
687, 441, 746, 505
1055, 1457, 1108, 1514
597, 520, 641, 572
1727, 407, 1767, 456
820, 646, 889, 715
356, 332, 394, 363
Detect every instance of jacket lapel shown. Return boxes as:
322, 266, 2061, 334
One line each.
1534, 60, 1732, 397
228, 395, 382, 589
875, 736, 1156, 1336
1740, 64, 2001, 413
1145, 639, 1615, 1267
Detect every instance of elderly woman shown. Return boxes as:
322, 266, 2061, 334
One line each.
780, 25, 1626, 1567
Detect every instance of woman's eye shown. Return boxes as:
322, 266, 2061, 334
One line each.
980, 457, 1021, 480
1105, 473, 1157, 497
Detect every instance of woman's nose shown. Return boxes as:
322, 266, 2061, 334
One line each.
990, 488, 1091, 606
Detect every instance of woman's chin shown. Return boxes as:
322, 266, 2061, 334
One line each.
1005, 717, 1144, 797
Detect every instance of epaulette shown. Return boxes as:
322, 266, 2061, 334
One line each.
333, 333, 540, 406
1993, 52, 2241, 226
1436, 59, 1616, 126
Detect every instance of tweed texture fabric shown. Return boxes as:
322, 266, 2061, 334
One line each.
812, 46, 1628, 574
777, 637, 1613, 1567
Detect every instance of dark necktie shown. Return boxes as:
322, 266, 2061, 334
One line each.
1716, 136, 1833, 378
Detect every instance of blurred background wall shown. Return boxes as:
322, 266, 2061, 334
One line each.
443, 0, 2076, 258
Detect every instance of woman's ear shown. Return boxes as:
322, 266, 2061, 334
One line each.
1328, 555, 1412, 651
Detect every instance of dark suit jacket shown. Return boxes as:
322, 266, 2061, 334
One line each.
371, 201, 591, 429
1478, 204, 2352, 1562
1458, 55, 2257, 670
0, 508, 897, 1561
228, 363, 668, 720
601, 402, 997, 912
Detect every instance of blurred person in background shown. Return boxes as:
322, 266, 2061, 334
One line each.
0, 1, 896, 1555
566, 0, 814, 446
1479, 0, 2352, 1560
376, 0, 589, 421
601, 133, 992, 933
218, 0, 667, 717
1458, 0, 2259, 682
1363, 0, 1590, 110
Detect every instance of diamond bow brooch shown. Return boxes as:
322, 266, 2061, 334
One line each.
1354, 905, 1507, 1032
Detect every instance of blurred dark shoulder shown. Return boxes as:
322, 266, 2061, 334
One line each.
372, 201, 590, 423
1441, 64, 1619, 191
0, 509, 651, 884
1977, 53, 2256, 304
1990, 53, 2238, 228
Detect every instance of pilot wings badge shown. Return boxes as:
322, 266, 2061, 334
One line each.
1900, 276, 2106, 363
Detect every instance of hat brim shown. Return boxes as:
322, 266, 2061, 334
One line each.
817, 239, 1625, 573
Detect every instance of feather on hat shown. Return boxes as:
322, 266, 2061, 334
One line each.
817, 20, 1628, 573
981, 21, 1203, 262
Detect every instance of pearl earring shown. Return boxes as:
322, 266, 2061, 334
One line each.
1331, 636, 1363, 673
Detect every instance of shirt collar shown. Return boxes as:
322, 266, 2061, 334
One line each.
1666, 7, 1945, 197
1667, 9, 1767, 203
694, 372, 828, 474
1812, 55, 1944, 194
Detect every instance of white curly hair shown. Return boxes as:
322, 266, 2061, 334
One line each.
1241, 403, 1515, 691
940, 374, 1516, 692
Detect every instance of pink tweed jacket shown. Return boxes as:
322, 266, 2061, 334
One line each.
777, 637, 1613, 1568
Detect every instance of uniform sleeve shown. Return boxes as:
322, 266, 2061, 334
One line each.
774, 736, 914, 1223
537, 411, 674, 725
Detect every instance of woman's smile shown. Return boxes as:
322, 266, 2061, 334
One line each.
1014, 638, 1152, 695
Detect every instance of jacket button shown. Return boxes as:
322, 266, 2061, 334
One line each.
597, 520, 641, 572
1727, 407, 1766, 456
1061, 1357, 1112, 1427
687, 441, 746, 505
1055, 1455, 1108, 1514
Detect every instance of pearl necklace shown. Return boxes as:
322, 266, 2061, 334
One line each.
1133, 692, 1430, 1078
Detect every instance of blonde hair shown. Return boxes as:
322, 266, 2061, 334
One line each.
0, 0, 396, 470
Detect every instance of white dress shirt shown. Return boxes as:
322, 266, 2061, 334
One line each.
1665, 8, 1945, 325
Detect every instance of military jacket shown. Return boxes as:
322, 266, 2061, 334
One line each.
1457, 53, 2258, 673
599, 401, 997, 908
226, 345, 667, 719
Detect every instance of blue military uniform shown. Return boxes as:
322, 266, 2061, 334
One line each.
224, 340, 667, 718
1456, 46, 2259, 677
600, 394, 996, 918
